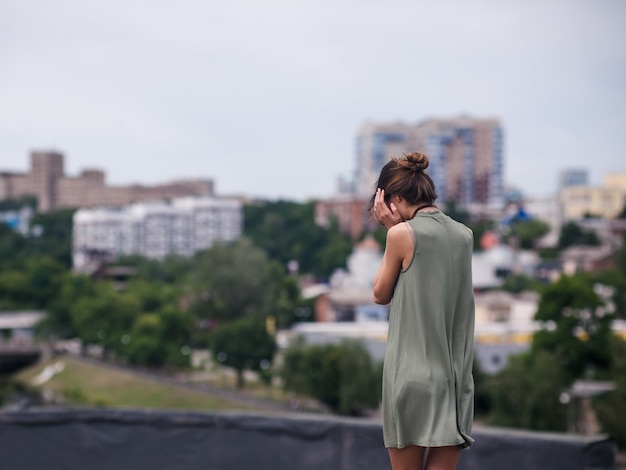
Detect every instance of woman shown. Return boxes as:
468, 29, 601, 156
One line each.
371, 152, 475, 470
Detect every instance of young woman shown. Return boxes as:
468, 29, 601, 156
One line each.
371, 152, 475, 470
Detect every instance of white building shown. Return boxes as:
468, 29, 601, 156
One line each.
73, 197, 242, 270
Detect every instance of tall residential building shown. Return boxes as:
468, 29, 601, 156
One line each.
559, 169, 589, 189
0, 151, 214, 212
354, 117, 504, 207
72, 197, 242, 270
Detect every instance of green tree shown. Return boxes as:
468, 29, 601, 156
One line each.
615, 233, 626, 280
117, 254, 193, 284
123, 308, 192, 368
28, 208, 76, 267
594, 337, 626, 448
0, 224, 28, 270
488, 350, 567, 431
473, 358, 492, 418
0, 194, 37, 211
510, 219, 550, 249
210, 316, 277, 388
558, 221, 600, 249
533, 275, 614, 381
189, 238, 294, 322
70, 284, 140, 355
281, 338, 382, 415
126, 314, 168, 367
243, 200, 353, 278
40, 273, 97, 338
501, 273, 540, 294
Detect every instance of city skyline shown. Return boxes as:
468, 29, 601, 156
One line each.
1, 1, 625, 201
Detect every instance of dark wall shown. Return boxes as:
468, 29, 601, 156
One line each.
0, 408, 616, 470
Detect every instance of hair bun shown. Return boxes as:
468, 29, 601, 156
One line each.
402, 152, 429, 172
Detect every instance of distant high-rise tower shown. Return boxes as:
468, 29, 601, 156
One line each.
354, 117, 504, 207
558, 169, 588, 190
30, 151, 65, 211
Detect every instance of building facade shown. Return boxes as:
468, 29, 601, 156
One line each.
353, 117, 504, 207
314, 195, 379, 240
72, 197, 242, 270
559, 172, 626, 221
0, 151, 214, 212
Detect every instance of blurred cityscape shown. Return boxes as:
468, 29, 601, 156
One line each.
1, 116, 626, 462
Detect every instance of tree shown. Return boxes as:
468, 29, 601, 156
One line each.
281, 338, 382, 415
533, 275, 614, 381
243, 200, 354, 278
594, 337, 626, 448
210, 316, 277, 388
558, 222, 600, 249
615, 233, 626, 281
40, 273, 98, 338
510, 219, 550, 249
124, 308, 192, 368
189, 238, 295, 322
488, 350, 567, 431
501, 273, 540, 294
28, 208, 76, 267
70, 284, 140, 355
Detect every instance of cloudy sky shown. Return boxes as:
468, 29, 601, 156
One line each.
1, 0, 624, 200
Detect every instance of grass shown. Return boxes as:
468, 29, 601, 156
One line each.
13, 356, 258, 412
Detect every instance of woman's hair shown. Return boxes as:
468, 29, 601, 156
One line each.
368, 152, 438, 210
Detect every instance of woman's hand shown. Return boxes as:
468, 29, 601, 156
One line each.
374, 188, 402, 229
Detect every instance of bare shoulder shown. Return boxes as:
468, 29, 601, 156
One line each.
386, 223, 414, 258
387, 222, 412, 243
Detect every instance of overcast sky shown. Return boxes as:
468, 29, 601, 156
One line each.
1, 0, 624, 201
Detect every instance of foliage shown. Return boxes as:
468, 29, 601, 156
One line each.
28, 208, 76, 267
558, 221, 600, 249
615, 233, 626, 281
584, 269, 626, 320
0, 194, 37, 211
510, 219, 550, 249
0, 207, 74, 271
281, 337, 382, 415
210, 316, 277, 388
488, 350, 567, 431
243, 200, 353, 278
472, 358, 492, 418
0, 256, 66, 309
593, 337, 626, 448
116, 254, 193, 284
533, 275, 614, 381
188, 238, 300, 326
39, 274, 98, 338
70, 284, 140, 354
501, 273, 540, 294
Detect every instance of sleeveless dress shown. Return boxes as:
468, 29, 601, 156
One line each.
382, 210, 475, 449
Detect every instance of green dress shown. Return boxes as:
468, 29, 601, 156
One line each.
382, 210, 475, 449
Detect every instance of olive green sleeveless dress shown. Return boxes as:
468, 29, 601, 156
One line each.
382, 210, 475, 449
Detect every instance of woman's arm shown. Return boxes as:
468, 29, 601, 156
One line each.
373, 224, 412, 304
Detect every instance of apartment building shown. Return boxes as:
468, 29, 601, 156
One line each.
559, 172, 626, 220
72, 197, 242, 270
0, 151, 214, 212
353, 116, 504, 207
314, 195, 379, 240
